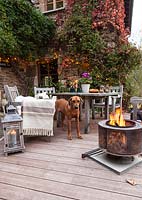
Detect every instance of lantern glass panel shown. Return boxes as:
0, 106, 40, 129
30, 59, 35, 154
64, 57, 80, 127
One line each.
6, 125, 20, 148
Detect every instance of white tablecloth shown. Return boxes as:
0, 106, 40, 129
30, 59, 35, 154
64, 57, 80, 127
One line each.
21, 97, 56, 136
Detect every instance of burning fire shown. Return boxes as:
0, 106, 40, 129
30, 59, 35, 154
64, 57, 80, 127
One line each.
7, 129, 16, 135
109, 108, 126, 126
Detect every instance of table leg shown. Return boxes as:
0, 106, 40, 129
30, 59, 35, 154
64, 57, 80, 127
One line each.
133, 104, 138, 121
84, 96, 90, 134
105, 96, 109, 119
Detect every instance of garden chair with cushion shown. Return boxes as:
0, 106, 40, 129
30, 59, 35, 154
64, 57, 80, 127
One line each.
4, 85, 55, 137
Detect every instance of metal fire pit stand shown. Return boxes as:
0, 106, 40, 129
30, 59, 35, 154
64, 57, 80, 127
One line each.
82, 148, 142, 175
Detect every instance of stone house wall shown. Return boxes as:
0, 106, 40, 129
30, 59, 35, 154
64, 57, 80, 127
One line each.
0, 63, 36, 111
0, 67, 24, 110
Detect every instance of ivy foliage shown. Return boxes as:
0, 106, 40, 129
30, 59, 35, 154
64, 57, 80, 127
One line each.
0, 0, 56, 59
58, 3, 105, 56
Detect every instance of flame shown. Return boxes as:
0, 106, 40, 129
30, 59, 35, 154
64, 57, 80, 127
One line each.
8, 129, 16, 135
109, 108, 125, 126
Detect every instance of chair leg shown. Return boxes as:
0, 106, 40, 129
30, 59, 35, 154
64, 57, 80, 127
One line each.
91, 99, 95, 119
79, 103, 83, 121
100, 107, 104, 117
2, 105, 6, 115
92, 106, 95, 119
92, 107, 105, 119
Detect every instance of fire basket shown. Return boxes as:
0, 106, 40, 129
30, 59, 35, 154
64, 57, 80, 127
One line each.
82, 108, 142, 174
98, 119, 142, 156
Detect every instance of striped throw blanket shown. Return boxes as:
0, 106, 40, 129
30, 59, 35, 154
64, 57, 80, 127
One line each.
22, 98, 55, 136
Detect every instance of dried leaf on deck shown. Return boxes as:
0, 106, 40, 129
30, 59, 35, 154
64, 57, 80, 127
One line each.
126, 179, 137, 186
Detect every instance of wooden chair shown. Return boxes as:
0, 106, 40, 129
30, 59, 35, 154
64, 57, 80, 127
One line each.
3, 85, 22, 115
4, 85, 22, 113
109, 85, 123, 111
34, 87, 56, 99
4, 85, 19, 103
130, 96, 142, 121
92, 85, 123, 119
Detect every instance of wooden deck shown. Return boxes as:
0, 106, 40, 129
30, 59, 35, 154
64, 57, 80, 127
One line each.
0, 114, 142, 200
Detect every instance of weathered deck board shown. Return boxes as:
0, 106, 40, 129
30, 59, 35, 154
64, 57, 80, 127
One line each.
0, 160, 142, 197
0, 171, 141, 200
0, 183, 70, 200
0, 117, 142, 200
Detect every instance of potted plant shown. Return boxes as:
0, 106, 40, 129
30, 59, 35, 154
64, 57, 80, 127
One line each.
79, 72, 92, 93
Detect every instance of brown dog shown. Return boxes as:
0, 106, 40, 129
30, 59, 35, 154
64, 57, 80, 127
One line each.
55, 96, 83, 140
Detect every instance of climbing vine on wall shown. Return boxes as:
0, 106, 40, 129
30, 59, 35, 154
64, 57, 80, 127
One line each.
92, 0, 129, 43
56, 0, 142, 87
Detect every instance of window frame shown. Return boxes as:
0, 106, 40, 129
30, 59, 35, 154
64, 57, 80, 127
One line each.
44, 0, 65, 13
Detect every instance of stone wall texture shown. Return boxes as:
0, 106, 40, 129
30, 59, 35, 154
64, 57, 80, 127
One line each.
0, 67, 26, 111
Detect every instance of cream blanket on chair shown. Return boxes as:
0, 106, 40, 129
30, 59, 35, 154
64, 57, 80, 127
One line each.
22, 98, 56, 136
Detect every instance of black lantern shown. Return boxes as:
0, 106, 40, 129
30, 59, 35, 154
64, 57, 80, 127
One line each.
1, 105, 25, 156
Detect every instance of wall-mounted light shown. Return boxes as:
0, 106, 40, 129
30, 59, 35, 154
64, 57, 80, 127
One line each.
30, 0, 39, 5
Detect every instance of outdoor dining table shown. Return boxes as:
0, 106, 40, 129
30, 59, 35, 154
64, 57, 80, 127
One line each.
52, 92, 119, 134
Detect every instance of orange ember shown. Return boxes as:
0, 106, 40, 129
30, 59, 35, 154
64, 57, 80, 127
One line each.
109, 108, 125, 126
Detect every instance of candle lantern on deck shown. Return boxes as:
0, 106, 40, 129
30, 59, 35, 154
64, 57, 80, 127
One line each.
1, 105, 25, 156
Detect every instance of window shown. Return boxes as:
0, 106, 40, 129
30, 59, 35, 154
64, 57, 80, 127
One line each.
47, 0, 64, 12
